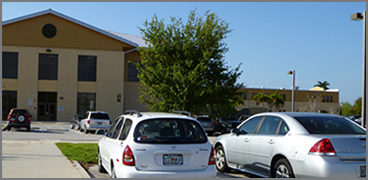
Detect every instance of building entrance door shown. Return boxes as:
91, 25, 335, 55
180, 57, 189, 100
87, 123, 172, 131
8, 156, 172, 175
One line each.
38, 92, 57, 120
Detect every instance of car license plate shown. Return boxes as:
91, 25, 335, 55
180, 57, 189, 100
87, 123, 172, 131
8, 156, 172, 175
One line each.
361, 166, 366, 177
97, 122, 102, 125
163, 154, 183, 165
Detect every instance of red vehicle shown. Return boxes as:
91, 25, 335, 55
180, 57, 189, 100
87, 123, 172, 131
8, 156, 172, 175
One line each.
6, 108, 32, 131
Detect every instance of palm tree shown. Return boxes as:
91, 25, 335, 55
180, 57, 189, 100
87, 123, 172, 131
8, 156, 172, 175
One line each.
268, 90, 285, 112
252, 92, 269, 112
314, 81, 330, 90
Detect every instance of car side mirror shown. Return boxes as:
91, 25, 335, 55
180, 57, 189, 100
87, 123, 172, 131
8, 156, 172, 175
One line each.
231, 128, 239, 135
95, 129, 106, 135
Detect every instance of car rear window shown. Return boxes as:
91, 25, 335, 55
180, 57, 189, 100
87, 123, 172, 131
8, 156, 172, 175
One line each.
134, 118, 207, 144
197, 117, 211, 122
90, 113, 110, 119
11, 110, 28, 115
294, 116, 366, 135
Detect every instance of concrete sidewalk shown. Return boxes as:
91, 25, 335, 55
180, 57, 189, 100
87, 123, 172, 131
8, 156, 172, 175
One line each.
2, 140, 89, 178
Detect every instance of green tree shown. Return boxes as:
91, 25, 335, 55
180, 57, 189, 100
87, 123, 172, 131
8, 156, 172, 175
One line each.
349, 97, 362, 115
268, 90, 285, 112
340, 101, 352, 116
252, 92, 269, 112
135, 10, 244, 118
314, 81, 330, 90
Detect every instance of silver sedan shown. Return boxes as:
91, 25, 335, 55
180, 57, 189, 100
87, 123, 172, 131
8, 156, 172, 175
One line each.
213, 112, 366, 178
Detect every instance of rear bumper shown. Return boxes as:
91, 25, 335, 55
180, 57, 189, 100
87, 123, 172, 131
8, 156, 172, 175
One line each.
115, 165, 217, 178
7, 121, 30, 128
291, 155, 366, 178
85, 124, 110, 131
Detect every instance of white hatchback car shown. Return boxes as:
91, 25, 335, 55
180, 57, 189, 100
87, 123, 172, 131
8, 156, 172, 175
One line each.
97, 110, 217, 178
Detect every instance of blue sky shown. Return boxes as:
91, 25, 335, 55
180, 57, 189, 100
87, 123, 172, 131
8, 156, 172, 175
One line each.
2, 2, 366, 104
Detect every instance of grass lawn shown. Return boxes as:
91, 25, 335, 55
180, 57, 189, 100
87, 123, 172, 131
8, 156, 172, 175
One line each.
55, 142, 98, 164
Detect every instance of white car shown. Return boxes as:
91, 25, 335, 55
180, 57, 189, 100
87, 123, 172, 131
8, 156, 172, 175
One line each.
80, 111, 111, 134
97, 110, 217, 178
214, 112, 366, 178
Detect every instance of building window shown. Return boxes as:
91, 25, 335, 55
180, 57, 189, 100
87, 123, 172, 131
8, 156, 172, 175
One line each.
330, 96, 333, 103
39, 54, 58, 80
77, 93, 96, 114
322, 96, 325, 102
2, 52, 18, 79
78, 55, 96, 81
2, 91, 17, 120
128, 62, 140, 82
282, 94, 286, 101
243, 93, 247, 100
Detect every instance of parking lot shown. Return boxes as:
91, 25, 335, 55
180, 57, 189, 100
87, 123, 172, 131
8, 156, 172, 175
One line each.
2, 121, 258, 178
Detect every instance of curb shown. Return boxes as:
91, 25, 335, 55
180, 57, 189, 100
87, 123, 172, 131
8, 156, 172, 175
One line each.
72, 160, 91, 178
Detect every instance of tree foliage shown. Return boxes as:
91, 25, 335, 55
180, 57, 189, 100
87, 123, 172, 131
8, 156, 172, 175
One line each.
314, 81, 330, 90
252, 90, 285, 112
135, 10, 244, 118
349, 97, 362, 115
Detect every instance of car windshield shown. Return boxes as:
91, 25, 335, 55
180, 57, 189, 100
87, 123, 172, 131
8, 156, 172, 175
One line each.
294, 116, 366, 135
90, 113, 109, 119
134, 118, 207, 144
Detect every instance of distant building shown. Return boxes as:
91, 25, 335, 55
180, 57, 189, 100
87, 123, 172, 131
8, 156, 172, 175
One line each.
2, 9, 149, 121
236, 86, 340, 115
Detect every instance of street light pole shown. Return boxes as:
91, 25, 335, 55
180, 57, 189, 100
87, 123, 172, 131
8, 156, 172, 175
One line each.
351, 11, 366, 127
288, 70, 295, 112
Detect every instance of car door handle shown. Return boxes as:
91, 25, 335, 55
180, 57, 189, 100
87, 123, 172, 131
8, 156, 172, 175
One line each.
244, 138, 250, 143
268, 139, 275, 144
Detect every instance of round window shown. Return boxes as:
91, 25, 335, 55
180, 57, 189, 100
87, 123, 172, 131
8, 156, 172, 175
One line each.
42, 24, 57, 38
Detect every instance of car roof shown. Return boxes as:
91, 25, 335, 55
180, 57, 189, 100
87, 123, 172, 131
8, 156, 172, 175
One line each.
87, 111, 108, 114
251, 112, 343, 119
121, 112, 195, 121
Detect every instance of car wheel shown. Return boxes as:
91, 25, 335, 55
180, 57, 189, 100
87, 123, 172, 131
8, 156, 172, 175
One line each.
274, 158, 295, 178
75, 123, 80, 130
98, 151, 107, 173
220, 127, 226, 134
110, 164, 117, 178
79, 126, 84, 132
215, 145, 231, 172
70, 123, 75, 129
17, 114, 26, 123
84, 126, 89, 134
26, 125, 31, 131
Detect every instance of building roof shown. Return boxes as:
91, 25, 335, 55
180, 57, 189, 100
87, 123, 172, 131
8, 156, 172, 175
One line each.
2, 9, 147, 48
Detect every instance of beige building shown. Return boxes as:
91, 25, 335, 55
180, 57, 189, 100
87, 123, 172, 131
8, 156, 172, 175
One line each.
236, 86, 340, 115
2, 9, 149, 121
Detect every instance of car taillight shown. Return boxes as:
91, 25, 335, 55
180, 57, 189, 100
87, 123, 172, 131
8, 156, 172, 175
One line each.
87, 120, 90, 124
309, 138, 336, 156
109, 120, 111, 125
208, 146, 216, 165
123, 145, 135, 166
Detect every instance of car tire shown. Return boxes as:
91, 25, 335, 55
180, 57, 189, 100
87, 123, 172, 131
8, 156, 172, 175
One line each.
220, 127, 226, 134
70, 123, 75, 129
26, 125, 31, 131
84, 126, 89, 134
273, 158, 295, 178
110, 164, 117, 178
75, 124, 80, 130
79, 126, 84, 132
215, 145, 231, 173
98, 151, 107, 173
